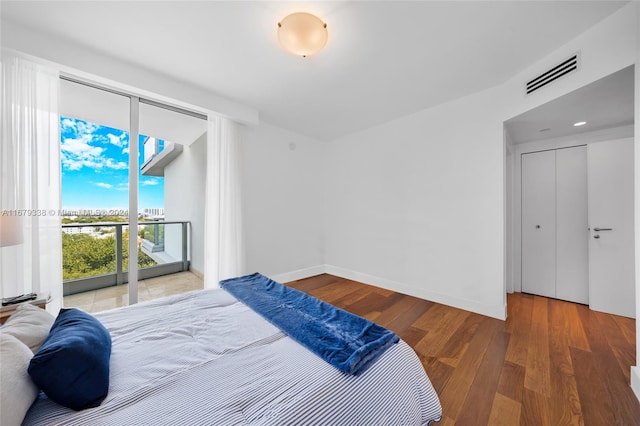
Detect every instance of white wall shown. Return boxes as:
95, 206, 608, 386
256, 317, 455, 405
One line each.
164, 133, 207, 275
324, 87, 507, 319
505, 133, 514, 295
631, 0, 640, 403
241, 122, 325, 282
165, 120, 326, 283
501, 3, 636, 122
324, 3, 637, 321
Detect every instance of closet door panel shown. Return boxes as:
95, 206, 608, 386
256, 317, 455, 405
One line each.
521, 150, 556, 298
555, 146, 589, 304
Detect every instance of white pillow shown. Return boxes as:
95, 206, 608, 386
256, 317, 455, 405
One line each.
1, 303, 55, 352
0, 333, 39, 426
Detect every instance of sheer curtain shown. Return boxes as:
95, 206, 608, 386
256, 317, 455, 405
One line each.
0, 55, 62, 313
203, 115, 245, 288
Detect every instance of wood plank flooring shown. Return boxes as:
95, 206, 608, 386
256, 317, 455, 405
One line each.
287, 274, 640, 426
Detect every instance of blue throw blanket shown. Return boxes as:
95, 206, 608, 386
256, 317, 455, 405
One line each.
220, 273, 399, 375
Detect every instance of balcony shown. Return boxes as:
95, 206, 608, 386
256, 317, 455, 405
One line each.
62, 221, 190, 297
63, 271, 203, 313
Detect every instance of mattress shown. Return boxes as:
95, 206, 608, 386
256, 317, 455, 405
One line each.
24, 288, 442, 425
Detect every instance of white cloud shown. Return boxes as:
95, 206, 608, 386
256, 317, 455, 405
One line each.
61, 118, 76, 130
60, 118, 132, 172
61, 118, 99, 136
61, 135, 103, 156
105, 158, 127, 170
61, 134, 128, 171
61, 136, 106, 171
106, 132, 127, 148
95, 182, 113, 189
141, 178, 160, 186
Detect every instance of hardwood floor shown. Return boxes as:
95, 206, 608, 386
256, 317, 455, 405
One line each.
287, 274, 640, 426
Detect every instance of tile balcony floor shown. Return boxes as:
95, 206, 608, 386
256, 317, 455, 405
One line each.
63, 271, 204, 313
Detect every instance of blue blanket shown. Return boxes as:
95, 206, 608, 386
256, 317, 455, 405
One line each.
220, 273, 399, 375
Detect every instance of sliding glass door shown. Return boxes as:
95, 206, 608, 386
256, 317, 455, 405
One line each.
61, 78, 205, 313
135, 100, 206, 301
60, 79, 133, 311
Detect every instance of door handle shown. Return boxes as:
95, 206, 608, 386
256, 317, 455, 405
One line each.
593, 227, 612, 232
594, 235, 600, 239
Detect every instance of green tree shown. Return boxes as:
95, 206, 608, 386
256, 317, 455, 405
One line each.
62, 228, 156, 281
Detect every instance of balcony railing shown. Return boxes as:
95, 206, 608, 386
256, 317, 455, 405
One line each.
62, 221, 190, 296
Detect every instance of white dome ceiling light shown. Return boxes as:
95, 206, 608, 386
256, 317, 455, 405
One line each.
277, 12, 328, 58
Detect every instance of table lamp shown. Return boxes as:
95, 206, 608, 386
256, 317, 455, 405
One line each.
0, 215, 23, 247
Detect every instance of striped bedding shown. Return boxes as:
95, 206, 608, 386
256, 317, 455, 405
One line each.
23, 288, 442, 425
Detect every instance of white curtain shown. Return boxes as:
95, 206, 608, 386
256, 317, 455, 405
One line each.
0, 55, 62, 314
203, 115, 245, 288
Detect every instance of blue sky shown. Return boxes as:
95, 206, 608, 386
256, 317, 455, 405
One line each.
60, 117, 164, 211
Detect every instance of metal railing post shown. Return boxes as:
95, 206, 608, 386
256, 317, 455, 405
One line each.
115, 225, 123, 285
182, 222, 188, 271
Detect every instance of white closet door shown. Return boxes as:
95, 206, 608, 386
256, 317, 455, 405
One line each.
555, 146, 588, 304
521, 150, 556, 298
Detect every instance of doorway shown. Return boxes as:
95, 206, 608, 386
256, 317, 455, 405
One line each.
504, 65, 635, 318
59, 77, 207, 312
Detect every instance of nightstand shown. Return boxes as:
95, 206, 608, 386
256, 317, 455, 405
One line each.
0, 294, 48, 324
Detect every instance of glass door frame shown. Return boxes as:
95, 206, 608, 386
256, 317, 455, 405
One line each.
60, 75, 206, 307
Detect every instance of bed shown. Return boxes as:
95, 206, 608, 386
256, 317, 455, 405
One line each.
18, 279, 442, 425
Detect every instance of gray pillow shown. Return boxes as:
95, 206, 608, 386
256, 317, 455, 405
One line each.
1, 303, 55, 352
0, 333, 39, 426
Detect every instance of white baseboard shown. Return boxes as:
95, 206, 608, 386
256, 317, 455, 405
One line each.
266, 264, 507, 320
189, 266, 204, 280
323, 264, 507, 320
270, 265, 326, 284
632, 366, 640, 403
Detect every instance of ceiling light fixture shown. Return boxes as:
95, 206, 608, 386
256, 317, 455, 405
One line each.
573, 121, 587, 127
277, 12, 328, 58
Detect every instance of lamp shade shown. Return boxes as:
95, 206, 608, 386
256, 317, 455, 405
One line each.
277, 12, 328, 57
0, 216, 24, 247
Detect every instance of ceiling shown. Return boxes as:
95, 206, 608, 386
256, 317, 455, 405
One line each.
505, 65, 634, 144
0, 1, 629, 141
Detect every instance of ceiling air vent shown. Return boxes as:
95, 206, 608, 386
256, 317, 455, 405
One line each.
525, 53, 579, 95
